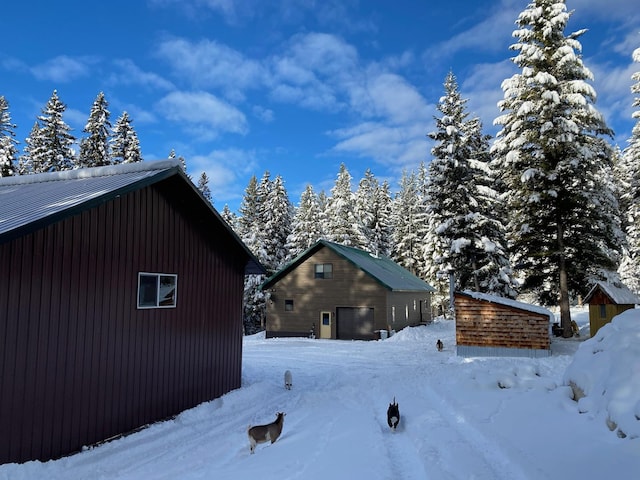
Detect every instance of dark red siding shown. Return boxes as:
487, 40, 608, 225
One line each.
0, 181, 246, 464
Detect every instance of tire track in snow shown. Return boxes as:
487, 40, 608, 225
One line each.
417, 384, 529, 480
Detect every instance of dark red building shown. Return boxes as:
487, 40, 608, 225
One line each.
0, 160, 263, 464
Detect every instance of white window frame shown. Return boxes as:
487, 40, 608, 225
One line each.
137, 272, 178, 309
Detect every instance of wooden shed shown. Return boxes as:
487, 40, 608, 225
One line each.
454, 291, 553, 357
584, 281, 639, 337
262, 240, 435, 340
0, 160, 263, 465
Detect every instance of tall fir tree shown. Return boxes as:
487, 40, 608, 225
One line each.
492, 0, 622, 335
79, 92, 111, 167
238, 174, 266, 334
19, 122, 42, 174
111, 112, 142, 163
464, 116, 518, 298
618, 46, 640, 293
32, 90, 75, 172
354, 169, 393, 256
324, 163, 362, 247
391, 170, 422, 274
0, 96, 18, 176
260, 174, 292, 274
197, 171, 212, 203
220, 204, 239, 232
286, 184, 324, 260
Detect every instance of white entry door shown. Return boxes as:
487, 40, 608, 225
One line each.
320, 311, 332, 339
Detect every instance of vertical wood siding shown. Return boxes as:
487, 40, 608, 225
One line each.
0, 183, 245, 464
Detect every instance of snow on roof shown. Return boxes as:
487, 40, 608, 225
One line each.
0, 160, 181, 238
584, 281, 640, 305
459, 290, 555, 321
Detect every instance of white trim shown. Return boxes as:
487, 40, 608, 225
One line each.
137, 272, 178, 309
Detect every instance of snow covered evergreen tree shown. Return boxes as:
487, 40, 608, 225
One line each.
197, 171, 212, 203
324, 163, 362, 247
286, 184, 324, 260
238, 174, 266, 334
355, 169, 393, 256
373, 179, 394, 258
618, 46, 640, 294
464, 117, 518, 298
220, 204, 238, 232
260, 174, 292, 274
392, 170, 422, 274
111, 112, 142, 163
0, 96, 18, 176
492, 0, 622, 335
32, 90, 75, 172
18, 122, 41, 174
79, 92, 111, 168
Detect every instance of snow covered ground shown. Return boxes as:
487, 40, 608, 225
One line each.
2, 306, 639, 480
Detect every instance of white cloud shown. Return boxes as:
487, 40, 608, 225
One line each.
155, 91, 248, 139
187, 147, 259, 206
31, 55, 93, 83
110, 59, 175, 91
156, 37, 265, 101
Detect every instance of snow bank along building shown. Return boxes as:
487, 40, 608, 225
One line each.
262, 240, 435, 340
0, 160, 263, 464
584, 281, 640, 337
454, 291, 554, 358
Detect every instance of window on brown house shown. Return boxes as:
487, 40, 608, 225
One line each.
314, 263, 333, 279
285, 299, 294, 311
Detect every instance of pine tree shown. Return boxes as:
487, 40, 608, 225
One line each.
260, 174, 292, 274
391, 170, 421, 274
465, 117, 518, 298
197, 171, 212, 203
19, 122, 41, 174
33, 90, 75, 172
238, 174, 267, 333
325, 163, 362, 247
220, 204, 239, 232
0, 96, 18, 176
111, 112, 142, 163
492, 0, 622, 335
79, 92, 111, 168
618, 46, 640, 293
286, 184, 324, 260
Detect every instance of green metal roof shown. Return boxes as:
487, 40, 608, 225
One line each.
263, 240, 435, 292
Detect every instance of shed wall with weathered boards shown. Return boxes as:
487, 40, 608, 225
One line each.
454, 292, 551, 357
0, 179, 247, 464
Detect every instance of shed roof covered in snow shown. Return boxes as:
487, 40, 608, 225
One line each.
584, 281, 640, 306
459, 290, 555, 321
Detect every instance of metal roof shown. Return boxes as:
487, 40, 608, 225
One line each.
584, 281, 640, 305
263, 240, 435, 292
0, 160, 265, 274
0, 161, 178, 240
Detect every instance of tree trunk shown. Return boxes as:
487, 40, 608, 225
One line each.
557, 222, 572, 338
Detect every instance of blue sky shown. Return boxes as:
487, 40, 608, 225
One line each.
2, 0, 639, 213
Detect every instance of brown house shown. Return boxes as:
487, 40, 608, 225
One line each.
0, 160, 263, 465
262, 240, 435, 340
584, 281, 639, 337
455, 291, 553, 357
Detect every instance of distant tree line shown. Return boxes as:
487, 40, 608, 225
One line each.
222, 1, 640, 336
0, 90, 213, 201
2, 1, 640, 339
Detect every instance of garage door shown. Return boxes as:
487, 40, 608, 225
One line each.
336, 307, 375, 340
